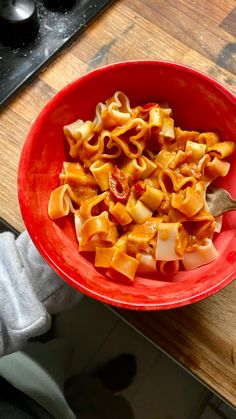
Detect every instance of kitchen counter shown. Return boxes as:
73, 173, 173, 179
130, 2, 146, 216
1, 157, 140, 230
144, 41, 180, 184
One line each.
1, 0, 236, 407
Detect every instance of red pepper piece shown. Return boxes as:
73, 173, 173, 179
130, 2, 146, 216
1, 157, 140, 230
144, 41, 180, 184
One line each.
134, 182, 146, 199
141, 102, 159, 113
109, 166, 130, 203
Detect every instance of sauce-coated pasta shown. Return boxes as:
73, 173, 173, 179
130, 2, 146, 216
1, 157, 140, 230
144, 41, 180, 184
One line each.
48, 92, 235, 281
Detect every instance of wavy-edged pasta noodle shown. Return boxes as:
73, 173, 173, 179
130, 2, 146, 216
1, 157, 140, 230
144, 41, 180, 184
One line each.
110, 91, 133, 113
75, 211, 112, 252
109, 202, 132, 225
144, 171, 160, 189
64, 120, 94, 158
185, 219, 215, 245
158, 169, 177, 194
103, 191, 115, 208
136, 252, 156, 274
93, 102, 106, 132
100, 130, 122, 159
171, 182, 205, 217
155, 150, 176, 169
121, 158, 146, 181
185, 141, 206, 160
160, 117, 175, 139
100, 221, 118, 246
156, 222, 188, 261
79, 236, 112, 252
60, 162, 97, 187
124, 188, 138, 211
59, 162, 99, 205
191, 206, 215, 222
75, 214, 114, 253
80, 211, 110, 245
176, 175, 197, 191
183, 239, 218, 270
140, 155, 157, 179
160, 104, 172, 117
175, 127, 199, 149
109, 250, 139, 281
168, 207, 188, 223
79, 208, 118, 250
90, 160, 114, 191
169, 150, 190, 169
111, 118, 147, 158
95, 247, 118, 268
114, 233, 129, 253
127, 219, 158, 255
48, 184, 78, 219
79, 191, 108, 220
158, 168, 196, 194
199, 220, 215, 239
127, 200, 153, 224
102, 91, 136, 129
143, 149, 156, 161
148, 107, 164, 138
95, 231, 130, 269
140, 185, 163, 211
197, 154, 211, 172
207, 141, 236, 159
198, 132, 219, 147
158, 260, 180, 275
49, 92, 235, 280
82, 133, 104, 158
204, 157, 230, 182
75, 186, 99, 206
121, 155, 157, 182
147, 238, 157, 256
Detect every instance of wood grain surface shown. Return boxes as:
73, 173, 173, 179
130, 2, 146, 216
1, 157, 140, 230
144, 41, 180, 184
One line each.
1, 0, 236, 406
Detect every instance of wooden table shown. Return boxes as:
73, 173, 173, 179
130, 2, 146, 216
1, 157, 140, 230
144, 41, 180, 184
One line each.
1, 0, 236, 407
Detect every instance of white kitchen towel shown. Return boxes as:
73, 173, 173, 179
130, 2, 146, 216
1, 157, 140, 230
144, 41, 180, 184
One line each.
0, 231, 82, 357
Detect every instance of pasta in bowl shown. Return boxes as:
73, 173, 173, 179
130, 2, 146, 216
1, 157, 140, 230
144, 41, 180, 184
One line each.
48, 91, 235, 280
18, 60, 236, 310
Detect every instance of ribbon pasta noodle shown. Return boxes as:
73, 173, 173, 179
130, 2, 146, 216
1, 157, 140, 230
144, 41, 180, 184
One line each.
48, 91, 236, 281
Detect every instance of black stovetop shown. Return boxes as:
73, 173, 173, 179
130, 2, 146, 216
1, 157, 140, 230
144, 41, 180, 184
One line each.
0, 0, 113, 110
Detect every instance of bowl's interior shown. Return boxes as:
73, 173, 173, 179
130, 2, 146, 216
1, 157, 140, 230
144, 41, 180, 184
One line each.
18, 61, 236, 309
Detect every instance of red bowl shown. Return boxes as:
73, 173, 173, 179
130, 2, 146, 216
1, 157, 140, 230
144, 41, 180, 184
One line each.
18, 60, 236, 310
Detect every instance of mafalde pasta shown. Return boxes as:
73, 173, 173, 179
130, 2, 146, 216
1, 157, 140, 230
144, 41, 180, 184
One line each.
48, 91, 236, 281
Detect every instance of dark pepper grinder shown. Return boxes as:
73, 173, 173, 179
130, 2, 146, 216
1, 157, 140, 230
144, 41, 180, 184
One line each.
0, 0, 39, 47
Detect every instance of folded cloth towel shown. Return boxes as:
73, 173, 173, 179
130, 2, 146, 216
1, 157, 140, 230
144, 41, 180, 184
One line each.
0, 231, 82, 357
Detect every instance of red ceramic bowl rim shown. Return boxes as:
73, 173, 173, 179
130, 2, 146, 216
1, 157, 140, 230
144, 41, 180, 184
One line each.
18, 60, 236, 310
